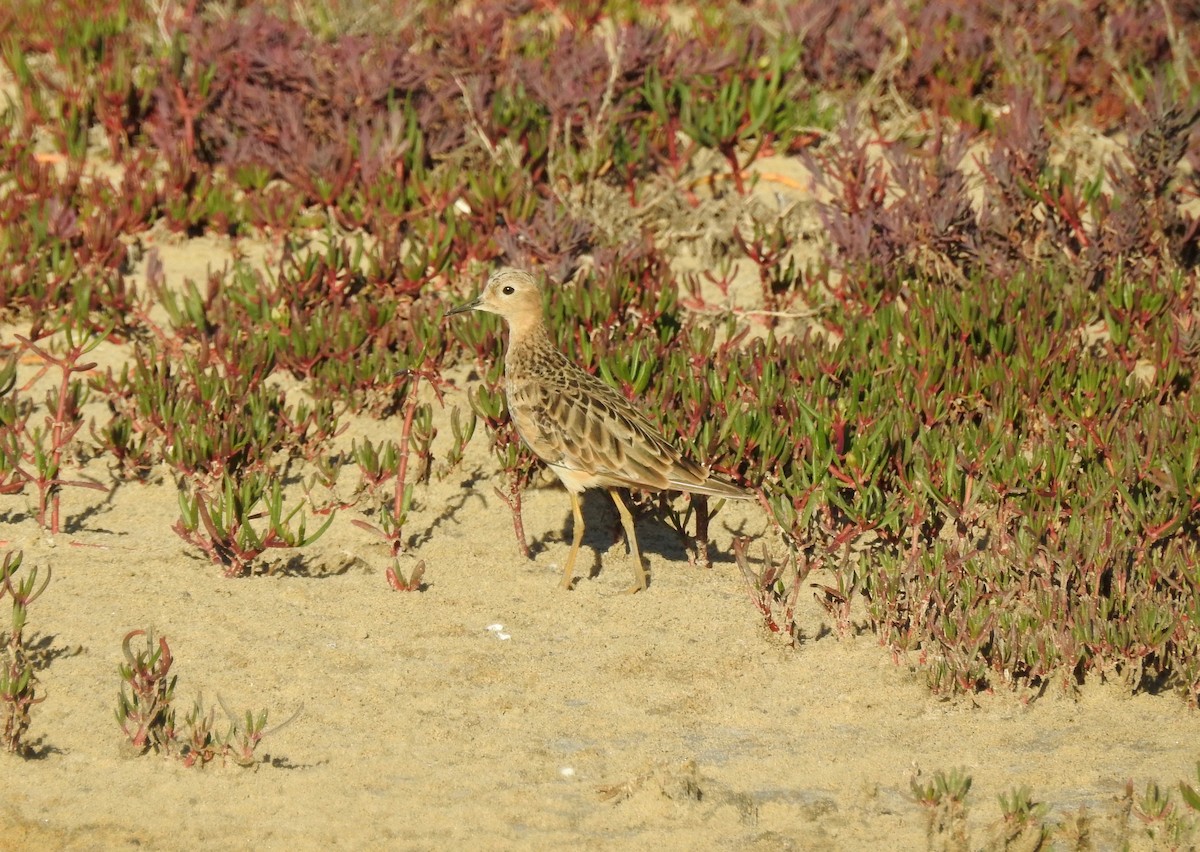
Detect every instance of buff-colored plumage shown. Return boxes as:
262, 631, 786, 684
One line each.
449, 267, 751, 591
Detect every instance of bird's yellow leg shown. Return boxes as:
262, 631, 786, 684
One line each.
560, 490, 585, 590
608, 488, 647, 593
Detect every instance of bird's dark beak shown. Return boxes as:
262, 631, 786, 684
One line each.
447, 295, 482, 316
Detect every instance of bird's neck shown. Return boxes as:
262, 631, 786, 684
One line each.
504, 318, 562, 374
505, 314, 553, 351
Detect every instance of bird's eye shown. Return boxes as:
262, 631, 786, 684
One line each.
502, 286, 515, 295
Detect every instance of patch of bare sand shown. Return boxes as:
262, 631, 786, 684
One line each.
2, 239, 1197, 850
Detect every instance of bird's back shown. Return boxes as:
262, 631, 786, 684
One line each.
505, 332, 749, 499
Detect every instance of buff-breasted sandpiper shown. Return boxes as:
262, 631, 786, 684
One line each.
449, 267, 752, 592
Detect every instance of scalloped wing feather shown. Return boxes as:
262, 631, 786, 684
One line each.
506, 346, 750, 499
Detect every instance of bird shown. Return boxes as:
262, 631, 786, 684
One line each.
448, 267, 752, 592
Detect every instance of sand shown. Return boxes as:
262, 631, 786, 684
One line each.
2, 234, 1198, 851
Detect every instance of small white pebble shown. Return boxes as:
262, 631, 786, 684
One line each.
485, 624, 511, 641
559, 766, 575, 778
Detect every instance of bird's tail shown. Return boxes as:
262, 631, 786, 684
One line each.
668, 469, 755, 500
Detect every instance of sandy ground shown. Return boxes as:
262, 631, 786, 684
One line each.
2, 236, 1199, 851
